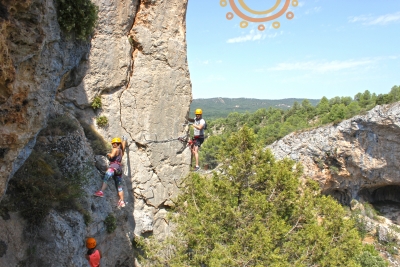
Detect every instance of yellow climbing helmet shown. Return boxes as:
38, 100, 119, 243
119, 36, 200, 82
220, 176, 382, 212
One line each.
86, 237, 96, 249
111, 137, 121, 144
195, 109, 202, 115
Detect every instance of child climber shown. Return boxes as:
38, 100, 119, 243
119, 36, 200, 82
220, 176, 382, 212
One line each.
85, 237, 102, 267
94, 136, 127, 208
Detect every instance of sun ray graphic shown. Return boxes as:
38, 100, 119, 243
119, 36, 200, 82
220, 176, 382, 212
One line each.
220, 0, 297, 30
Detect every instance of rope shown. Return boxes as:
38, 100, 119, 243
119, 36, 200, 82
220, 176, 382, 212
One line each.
125, 123, 193, 146
143, 135, 188, 144
139, 123, 193, 144
129, 132, 190, 145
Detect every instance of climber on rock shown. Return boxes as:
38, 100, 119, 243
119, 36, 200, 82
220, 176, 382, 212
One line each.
85, 237, 102, 267
94, 136, 127, 208
186, 108, 206, 172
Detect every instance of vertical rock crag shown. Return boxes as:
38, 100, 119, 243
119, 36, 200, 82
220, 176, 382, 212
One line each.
123, 0, 192, 237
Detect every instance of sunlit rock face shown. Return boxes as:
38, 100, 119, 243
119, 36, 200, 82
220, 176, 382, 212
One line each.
268, 103, 400, 205
0, 0, 191, 265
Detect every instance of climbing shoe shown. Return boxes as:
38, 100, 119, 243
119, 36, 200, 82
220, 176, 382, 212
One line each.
118, 200, 126, 208
194, 166, 201, 172
94, 191, 104, 197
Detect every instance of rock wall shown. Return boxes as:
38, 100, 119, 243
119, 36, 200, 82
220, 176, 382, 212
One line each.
0, 0, 191, 266
268, 103, 400, 205
0, 0, 90, 200
57, 0, 192, 237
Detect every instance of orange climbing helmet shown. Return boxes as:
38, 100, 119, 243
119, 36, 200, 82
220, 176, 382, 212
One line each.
195, 109, 202, 115
111, 137, 121, 144
86, 237, 96, 249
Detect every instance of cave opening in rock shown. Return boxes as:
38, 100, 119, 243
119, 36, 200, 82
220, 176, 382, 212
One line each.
323, 185, 400, 206
359, 185, 400, 204
323, 186, 400, 224
359, 185, 400, 224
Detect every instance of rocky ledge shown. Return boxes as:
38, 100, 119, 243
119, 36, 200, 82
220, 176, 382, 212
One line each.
268, 102, 400, 206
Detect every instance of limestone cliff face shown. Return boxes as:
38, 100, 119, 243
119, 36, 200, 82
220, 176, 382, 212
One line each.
0, 0, 191, 266
268, 103, 400, 205
57, 0, 192, 237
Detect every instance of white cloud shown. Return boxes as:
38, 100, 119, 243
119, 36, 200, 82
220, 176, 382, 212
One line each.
348, 14, 370, 23
349, 12, 400, 25
227, 30, 268, 43
267, 59, 374, 73
226, 29, 282, 43
305, 6, 321, 15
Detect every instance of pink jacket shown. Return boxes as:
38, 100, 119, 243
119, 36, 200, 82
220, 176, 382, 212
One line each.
88, 249, 100, 267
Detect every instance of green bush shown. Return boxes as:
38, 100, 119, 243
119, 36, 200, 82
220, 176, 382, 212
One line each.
5, 150, 88, 225
104, 214, 116, 233
199, 135, 223, 169
91, 96, 102, 110
0, 114, 92, 228
357, 251, 388, 267
356, 245, 388, 267
329, 165, 339, 174
56, 0, 98, 40
96, 116, 108, 127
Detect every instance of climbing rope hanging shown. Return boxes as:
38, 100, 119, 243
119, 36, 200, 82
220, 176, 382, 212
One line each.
143, 134, 188, 144
128, 122, 193, 145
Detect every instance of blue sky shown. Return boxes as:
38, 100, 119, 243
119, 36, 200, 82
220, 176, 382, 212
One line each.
186, 0, 400, 100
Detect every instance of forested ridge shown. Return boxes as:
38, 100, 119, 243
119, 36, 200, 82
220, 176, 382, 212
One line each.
200, 85, 400, 169
190, 98, 320, 120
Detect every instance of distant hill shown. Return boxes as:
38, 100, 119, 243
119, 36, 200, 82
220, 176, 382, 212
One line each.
190, 98, 320, 120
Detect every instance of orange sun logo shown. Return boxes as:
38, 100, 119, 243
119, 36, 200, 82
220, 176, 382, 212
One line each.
221, 0, 297, 30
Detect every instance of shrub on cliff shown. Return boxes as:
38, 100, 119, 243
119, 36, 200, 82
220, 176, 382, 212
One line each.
0, 115, 90, 226
96, 115, 108, 127
91, 96, 102, 110
137, 126, 386, 266
3, 150, 88, 226
55, 0, 98, 40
